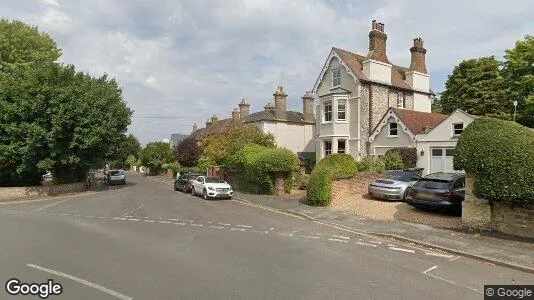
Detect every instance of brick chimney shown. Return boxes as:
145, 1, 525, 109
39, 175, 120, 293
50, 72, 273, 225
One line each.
367, 20, 389, 63
238, 98, 250, 118
409, 37, 427, 74
231, 108, 240, 122
264, 102, 275, 111
192, 123, 198, 132
301, 91, 314, 122
273, 86, 287, 120
205, 119, 212, 127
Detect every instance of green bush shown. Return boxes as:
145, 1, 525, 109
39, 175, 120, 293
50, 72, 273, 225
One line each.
307, 154, 358, 206
383, 152, 405, 170
454, 117, 534, 204
385, 147, 417, 168
357, 156, 386, 173
295, 173, 310, 190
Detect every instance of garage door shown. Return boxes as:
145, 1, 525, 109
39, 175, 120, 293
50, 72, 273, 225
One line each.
430, 148, 456, 173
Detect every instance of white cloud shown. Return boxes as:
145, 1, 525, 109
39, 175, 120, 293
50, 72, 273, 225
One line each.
2, 0, 534, 144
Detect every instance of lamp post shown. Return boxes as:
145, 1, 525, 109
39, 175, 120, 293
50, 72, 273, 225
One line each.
513, 101, 518, 122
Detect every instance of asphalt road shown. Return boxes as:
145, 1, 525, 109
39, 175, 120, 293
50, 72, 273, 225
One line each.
0, 172, 532, 300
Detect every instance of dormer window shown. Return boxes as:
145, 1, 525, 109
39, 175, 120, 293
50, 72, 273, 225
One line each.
389, 122, 398, 136
453, 123, 464, 136
397, 92, 405, 108
332, 69, 341, 87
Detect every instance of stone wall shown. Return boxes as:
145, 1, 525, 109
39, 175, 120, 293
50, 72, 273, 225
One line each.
0, 182, 86, 202
331, 172, 383, 207
359, 84, 370, 156
462, 174, 534, 239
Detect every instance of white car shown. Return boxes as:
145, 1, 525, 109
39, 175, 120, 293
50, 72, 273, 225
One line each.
106, 169, 126, 185
191, 176, 233, 199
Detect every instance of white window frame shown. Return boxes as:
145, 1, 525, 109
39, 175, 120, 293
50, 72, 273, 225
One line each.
324, 140, 332, 156
323, 101, 332, 123
337, 99, 346, 122
388, 122, 398, 137
453, 123, 464, 136
337, 139, 346, 154
397, 92, 405, 108
332, 69, 341, 88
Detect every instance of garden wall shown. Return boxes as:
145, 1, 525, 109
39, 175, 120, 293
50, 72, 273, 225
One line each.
0, 182, 86, 202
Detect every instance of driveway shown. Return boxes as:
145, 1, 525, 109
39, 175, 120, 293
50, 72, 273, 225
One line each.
0, 172, 531, 299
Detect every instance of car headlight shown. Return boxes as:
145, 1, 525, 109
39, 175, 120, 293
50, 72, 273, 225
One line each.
208, 186, 214, 190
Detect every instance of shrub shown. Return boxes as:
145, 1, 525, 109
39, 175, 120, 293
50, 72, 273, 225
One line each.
307, 154, 358, 206
454, 117, 534, 205
385, 147, 417, 168
296, 173, 310, 190
357, 156, 386, 173
383, 152, 405, 170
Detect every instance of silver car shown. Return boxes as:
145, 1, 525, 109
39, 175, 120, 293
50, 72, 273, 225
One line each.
368, 170, 422, 201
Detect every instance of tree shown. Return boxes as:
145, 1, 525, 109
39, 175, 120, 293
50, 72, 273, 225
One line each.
108, 133, 141, 167
431, 95, 443, 114
174, 138, 202, 167
139, 142, 173, 175
502, 35, 534, 127
0, 62, 132, 185
440, 57, 511, 119
0, 19, 61, 71
201, 124, 276, 165
125, 155, 138, 169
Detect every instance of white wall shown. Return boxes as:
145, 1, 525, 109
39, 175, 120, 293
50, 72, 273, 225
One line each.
262, 121, 315, 153
413, 92, 432, 113
406, 71, 430, 93
362, 59, 392, 85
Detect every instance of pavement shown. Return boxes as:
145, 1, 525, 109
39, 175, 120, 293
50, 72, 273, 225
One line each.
0, 171, 532, 300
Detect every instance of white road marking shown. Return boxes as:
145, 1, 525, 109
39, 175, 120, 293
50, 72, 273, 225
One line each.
144, 220, 155, 223
159, 221, 170, 224
369, 241, 382, 245
449, 256, 461, 261
219, 223, 231, 226
425, 273, 456, 284
295, 235, 321, 240
34, 198, 73, 212
209, 226, 224, 229
328, 238, 349, 243
466, 287, 483, 294
191, 224, 204, 227
98, 216, 107, 219
332, 235, 350, 240
230, 228, 246, 231
236, 225, 253, 228
423, 266, 438, 274
355, 242, 378, 247
113, 217, 127, 220
27, 264, 132, 300
389, 247, 416, 253
126, 218, 140, 221
425, 252, 454, 259
249, 230, 269, 234
270, 228, 275, 230
59, 213, 70, 216
173, 222, 186, 226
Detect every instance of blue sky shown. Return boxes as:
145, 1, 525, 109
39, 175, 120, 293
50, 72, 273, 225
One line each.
2, 0, 534, 145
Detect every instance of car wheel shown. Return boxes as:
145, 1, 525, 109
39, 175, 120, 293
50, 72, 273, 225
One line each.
122, 180, 126, 185
203, 189, 208, 200
173, 184, 178, 191
191, 187, 196, 196
402, 189, 409, 202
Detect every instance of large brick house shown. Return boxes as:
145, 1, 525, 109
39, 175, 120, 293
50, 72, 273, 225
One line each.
313, 20, 435, 163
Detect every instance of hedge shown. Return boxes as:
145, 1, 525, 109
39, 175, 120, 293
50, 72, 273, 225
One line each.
385, 147, 417, 168
383, 152, 405, 170
357, 156, 386, 173
454, 117, 534, 205
307, 154, 358, 206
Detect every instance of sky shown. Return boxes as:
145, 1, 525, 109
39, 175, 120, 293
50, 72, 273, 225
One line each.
2, 0, 533, 145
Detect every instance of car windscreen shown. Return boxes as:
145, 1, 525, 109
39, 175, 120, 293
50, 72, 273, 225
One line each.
384, 171, 418, 182
110, 171, 122, 176
186, 174, 201, 180
413, 179, 450, 190
205, 177, 225, 183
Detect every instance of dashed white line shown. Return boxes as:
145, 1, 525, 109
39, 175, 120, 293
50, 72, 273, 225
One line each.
355, 242, 378, 247
230, 228, 246, 231
120, 204, 143, 217
389, 247, 416, 253
236, 225, 253, 228
144, 220, 155, 223
295, 235, 321, 240
209, 226, 224, 229
126, 218, 140, 222
191, 224, 204, 227
449, 256, 461, 261
159, 221, 171, 224
328, 238, 349, 243
173, 222, 186, 226
219, 223, 231, 226
332, 235, 350, 240
425, 252, 454, 259
98, 216, 107, 219
466, 287, 483, 294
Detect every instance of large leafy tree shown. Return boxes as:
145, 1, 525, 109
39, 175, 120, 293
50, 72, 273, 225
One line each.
502, 35, 534, 127
440, 57, 511, 119
0, 19, 61, 71
174, 138, 202, 167
0, 62, 132, 185
139, 142, 173, 174
200, 124, 276, 165
107, 133, 141, 168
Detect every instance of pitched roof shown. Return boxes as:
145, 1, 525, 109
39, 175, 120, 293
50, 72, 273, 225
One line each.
242, 110, 314, 124
333, 47, 435, 95
189, 128, 206, 140
390, 108, 448, 134
202, 118, 236, 136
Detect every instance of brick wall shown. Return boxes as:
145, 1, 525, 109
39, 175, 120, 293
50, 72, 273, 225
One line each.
0, 182, 86, 202
331, 172, 383, 207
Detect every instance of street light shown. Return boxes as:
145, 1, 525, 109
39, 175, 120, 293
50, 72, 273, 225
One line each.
513, 101, 518, 122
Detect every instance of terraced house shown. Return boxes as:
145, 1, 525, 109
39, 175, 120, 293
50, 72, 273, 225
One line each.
313, 20, 435, 163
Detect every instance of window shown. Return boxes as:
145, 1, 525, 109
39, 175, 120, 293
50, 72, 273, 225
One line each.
324, 140, 332, 156
397, 92, 405, 108
389, 123, 398, 136
445, 149, 455, 156
324, 101, 332, 122
453, 123, 464, 135
432, 148, 443, 156
337, 139, 346, 153
337, 100, 346, 121
332, 69, 341, 87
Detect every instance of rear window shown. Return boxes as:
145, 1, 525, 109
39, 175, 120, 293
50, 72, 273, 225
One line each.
413, 179, 450, 189
186, 174, 201, 180
384, 171, 419, 182
110, 171, 122, 176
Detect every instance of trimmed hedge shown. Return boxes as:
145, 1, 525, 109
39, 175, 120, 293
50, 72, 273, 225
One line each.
307, 154, 358, 206
357, 156, 386, 173
383, 152, 405, 170
454, 117, 534, 205
385, 147, 417, 168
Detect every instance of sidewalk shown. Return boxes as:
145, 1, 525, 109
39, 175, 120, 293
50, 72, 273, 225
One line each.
149, 174, 534, 273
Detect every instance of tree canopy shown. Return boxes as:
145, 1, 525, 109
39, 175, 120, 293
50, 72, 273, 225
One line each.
174, 138, 202, 167
139, 142, 173, 174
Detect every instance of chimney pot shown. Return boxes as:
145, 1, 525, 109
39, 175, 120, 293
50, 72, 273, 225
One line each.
368, 20, 389, 63
302, 91, 315, 122
409, 37, 427, 73
238, 97, 250, 117
273, 85, 288, 119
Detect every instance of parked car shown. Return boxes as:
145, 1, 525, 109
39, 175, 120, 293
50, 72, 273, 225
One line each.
405, 172, 465, 216
191, 176, 233, 200
106, 169, 126, 185
368, 170, 422, 201
174, 173, 203, 192
42, 171, 53, 180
